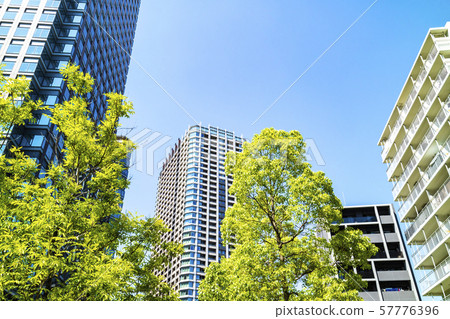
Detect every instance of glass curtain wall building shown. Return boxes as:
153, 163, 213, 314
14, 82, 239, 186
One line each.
378, 22, 450, 299
155, 125, 244, 301
0, 0, 140, 171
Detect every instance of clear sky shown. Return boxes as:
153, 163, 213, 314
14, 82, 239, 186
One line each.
120, 0, 450, 218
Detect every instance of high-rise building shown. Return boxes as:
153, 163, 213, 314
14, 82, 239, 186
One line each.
324, 204, 420, 301
155, 124, 244, 301
378, 22, 450, 299
0, 0, 140, 170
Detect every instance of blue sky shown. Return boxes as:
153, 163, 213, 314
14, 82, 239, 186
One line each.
121, 0, 450, 218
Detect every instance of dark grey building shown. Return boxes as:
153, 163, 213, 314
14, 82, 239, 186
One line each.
326, 204, 421, 301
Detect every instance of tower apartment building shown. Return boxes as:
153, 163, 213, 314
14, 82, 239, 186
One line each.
379, 22, 450, 299
155, 125, 244, 301
326, 205, 420, 301
0, 0, 140, 169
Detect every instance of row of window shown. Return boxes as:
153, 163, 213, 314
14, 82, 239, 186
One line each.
1, 7, 56, 22
189, 126, 244, 143
1, 0, 60, 7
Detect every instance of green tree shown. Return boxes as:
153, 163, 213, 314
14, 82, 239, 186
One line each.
0, 64, 182, 300
0, 68, 43, 152
198, 128, 377, 301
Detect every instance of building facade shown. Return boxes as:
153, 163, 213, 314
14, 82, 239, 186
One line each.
378, 22, 450, 299
326, 204, 420, 301
155, 124, 244, 301
0, 0, 140, 170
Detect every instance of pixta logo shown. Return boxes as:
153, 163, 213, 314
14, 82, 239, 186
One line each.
127, 128, 173, 176
304, 138, 326, 166
228, 137, 325, 167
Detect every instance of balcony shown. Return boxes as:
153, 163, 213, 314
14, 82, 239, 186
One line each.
382, 291, 417, 301
416, 65, 428, 86
398, 106, 450, 221
398, 178, 426, 221
377, 270, 410, 281
405, 200, 436, 241
399, 156, 443, 223
365, 233, 383, 243
433, 65, 449, 90
423, 45, 438, 72
384, 233, 400, 243
391, 103, 429, 197
405, 138, 450, 240
382, 105, 409, 162
393, 154, 419, 199
433, 178, 450, 209
419, 255, 450, 294
382, 45, 439, 164
380, 215, 394, 224
359, 291, 380, 301
424, 86, 437, 110
411, 216, 450, 267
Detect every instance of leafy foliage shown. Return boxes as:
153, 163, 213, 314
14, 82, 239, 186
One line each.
0, 68, 43, 152
0, 65, 182, 300
198, 128, 377, 301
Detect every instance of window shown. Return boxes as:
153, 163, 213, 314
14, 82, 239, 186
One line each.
2, 56, 16, 71
31, 135, 44, 147
28, 0, 41, 6
0, 22, 12, 36
14, 23, 31, 37
45, 144, 53, 160
40, 10, 56, 22
19, 58, 38, 73
26, 44, 44, 55
41, 76, 62, 88
3, 8, 19, 20
52, 43, 73, 54
22, 9, 37, 21
6, 40, 24, 54
34, 113, 50, 126
46, 59, 67, 71
27, 41, 45, 55
46, 0, 61, 8
45, 95, 58, 105
34, 25, 50, 38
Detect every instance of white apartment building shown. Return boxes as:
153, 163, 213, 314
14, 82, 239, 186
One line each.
378, 22, 450, 299
155, 125, 244, 301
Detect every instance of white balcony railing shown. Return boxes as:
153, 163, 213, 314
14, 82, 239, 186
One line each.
382, 84, 419, 160
382, 111, 407, 159
434, 65, 449, 89
405, 148, 450, 239
411, 216, 450, 266
405, 200, 436, 241
417, 105, 448, 157
392, 103, 430, 197
423, 46, 438, 72
433, 177, 450, 208
392, 104, 429, 198
419, 255, 450, 293
417, 66, 428, 85
397, 105, 450, 221
393, 154, 418, 197
383, 45, 440, 163
391, 50, 447, 181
